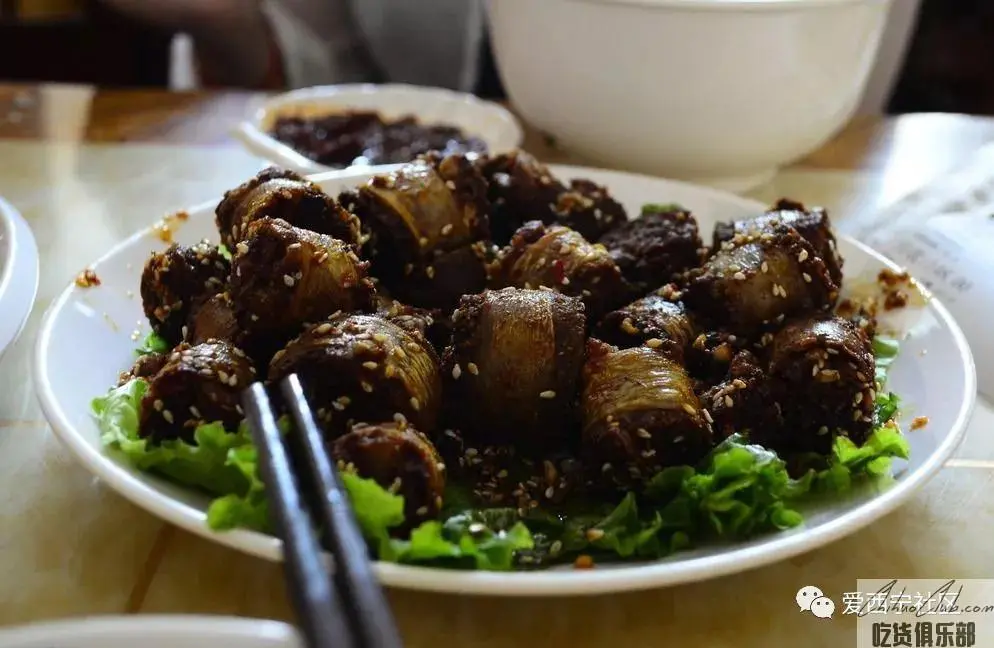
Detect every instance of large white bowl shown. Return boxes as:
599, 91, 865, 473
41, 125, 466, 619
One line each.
233, 84, 524, 175
0, 196, 40, 361
34, 165, 975, 596
485, 0, 893, 191
0, 616, 299, 648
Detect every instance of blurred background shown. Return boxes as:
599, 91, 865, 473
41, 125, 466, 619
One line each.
0, 0, 992, 115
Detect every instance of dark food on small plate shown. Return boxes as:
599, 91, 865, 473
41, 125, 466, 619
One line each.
96, 150, 909, 573
269, 110, 489, 168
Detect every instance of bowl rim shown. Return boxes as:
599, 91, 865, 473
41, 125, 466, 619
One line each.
233, 83, 524, 176
560, 0, 892, 12
32, 164, 977, 596
0, 196, 40, 359
0, 615, 298, 647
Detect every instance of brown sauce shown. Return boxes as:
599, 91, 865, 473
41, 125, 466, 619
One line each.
270, 111, 488, 168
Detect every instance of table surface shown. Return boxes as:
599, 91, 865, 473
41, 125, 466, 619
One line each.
1, 83, 992, 647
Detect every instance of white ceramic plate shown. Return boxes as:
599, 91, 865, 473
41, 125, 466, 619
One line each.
34, 165, 976, 596
233, 83, 524, 175
0, 196, 40, 360
0, 616, 299, 648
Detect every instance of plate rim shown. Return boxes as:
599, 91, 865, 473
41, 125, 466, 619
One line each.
0, 196, 40, 359
0, 615, 297, 647
32, 165, 977, 596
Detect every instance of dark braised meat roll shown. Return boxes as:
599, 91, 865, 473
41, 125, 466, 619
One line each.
139, 340, 256, 443
341, 153, 491, 309
581, 341, 713, 486
140, 240, 229, 346
374, 294, 451, 353
118, 352, 168, 386
215, 167, 361, 249
700, 350, 783, 441
269, 315, 442, 437
683, 224, 838, 336
479, 150, 566, 245
594, 295, 695, 361
479, 151, 627, 244
230, 217, 375, 347
490, 221, 628, 322
764, 316, 876, 455
187, 292, 244, 348
714, 199, 842, 285
333, 421, 446, 524
598, 205, 704, 293
442, 288, 586, 456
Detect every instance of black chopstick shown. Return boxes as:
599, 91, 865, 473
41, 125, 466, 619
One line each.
242, 377, 403, 648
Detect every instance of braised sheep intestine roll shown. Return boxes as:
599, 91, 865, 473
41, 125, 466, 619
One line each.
479, 151, 627, 244
442, 288, 586, 456
594, 294, 695, 362
139, 340, 256, 443
764, 316, 876, 455
374, 294, 451, 353
269, 315, 442, 437
187, 291, 243, 348
714, 199, 842, 285
341, 152, 491, 308
215, 167, 361, 249
230, 217, 375, 343
140, 240, 229, 345
683, 224, 838, 335
598, 205, 704, 294
581, 341, 713, 485
699, 350, 783, 441
333, 421, 446, 524
489, 221, 628, 322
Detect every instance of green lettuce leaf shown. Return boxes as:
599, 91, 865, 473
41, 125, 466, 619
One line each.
217, 244, 233, 261
641, 203, 686, 214
93, 379, 254, 496
135, 332, 170, 356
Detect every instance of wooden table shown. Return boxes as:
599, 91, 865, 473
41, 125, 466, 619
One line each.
0, 83, 992, 647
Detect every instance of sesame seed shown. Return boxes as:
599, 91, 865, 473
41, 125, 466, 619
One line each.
419, 237, 429, 247
416, 506, 429, 516
817, 426, 829, 435
410, 396, 421, 411
153, 399, 164, 411
771, 285, 779, 296
251, 314, 259, 321
703, 409, 714, 423
856, 372, 868, 382
724, 395, 734, 408
601, 462, 612, 473
798, 249, 809, 262
544, 486, 555, 499
435, 495, 443, 509
441, 224, 453, 235
189, 406, 201, 418
621, 318, 639, 335
562, 276, 570, 285
641, 449, 657, 458
362, 361, 378, 370
283, 274, 295, 287
361, 381, 374, 393
645, 338, 663, 349
682, 403, 697, 416
467, 362, 479, 375
315, 323, 333, 334
425, 266, 435, 279
445, 180, 456, 190
539, 390, 556, 399
852, 410, 862, 421
812, 365, 820, 377
761, 261, 769, 273
550, 540, 564, 555
228, 375, 238, 387
162, 410, 174, 423
585, 528, 605, 541
393, 412, 407, 425
384, 365, 397, 378
236, 242, 249, 255
673, 436, 685, 443
733, 271, 747, 281
218, 370, 229, 383
802, 273, 813, 283
451, 364, 462, 380
636, 428, 651, 439
465, 448, 478, 457
372, 333, 389, 343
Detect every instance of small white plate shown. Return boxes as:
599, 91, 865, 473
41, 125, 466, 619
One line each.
0, 196, 40, 360
233, 83, 524, 175
34, 165, 976, 596
0, 616, 299, 648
